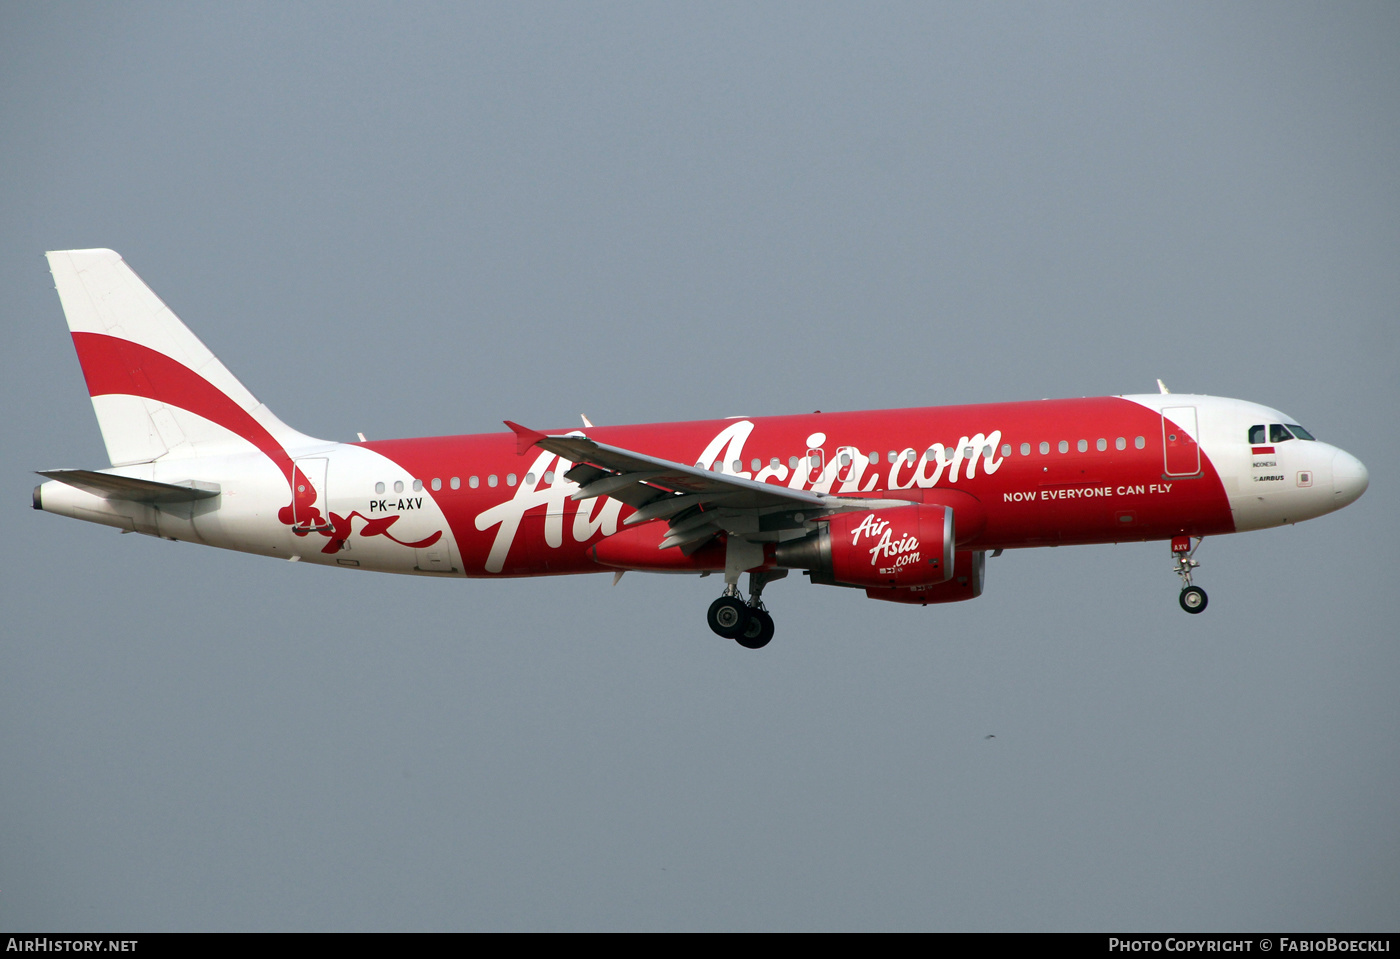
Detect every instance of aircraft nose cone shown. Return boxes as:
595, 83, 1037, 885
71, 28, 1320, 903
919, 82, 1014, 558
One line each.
1331, 448, 1369, 508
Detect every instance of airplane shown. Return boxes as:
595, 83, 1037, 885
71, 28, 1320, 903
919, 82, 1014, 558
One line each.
33, 249, 1370, 649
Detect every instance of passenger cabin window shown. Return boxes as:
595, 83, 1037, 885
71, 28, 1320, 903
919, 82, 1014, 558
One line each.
1248, 425, 1267, 444
1269, 424, 1294, 443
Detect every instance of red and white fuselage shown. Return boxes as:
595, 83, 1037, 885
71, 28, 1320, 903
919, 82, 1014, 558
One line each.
34, 250, 1369, 642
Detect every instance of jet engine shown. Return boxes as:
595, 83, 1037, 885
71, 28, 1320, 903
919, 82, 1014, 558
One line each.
863, 548, 986, 605
774, 504, 954, 589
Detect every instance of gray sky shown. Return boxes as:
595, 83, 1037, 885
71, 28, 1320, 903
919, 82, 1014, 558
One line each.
2, 2, 1397, 931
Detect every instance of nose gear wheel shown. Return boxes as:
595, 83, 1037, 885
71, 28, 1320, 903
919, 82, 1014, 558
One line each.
1179, 585, 1208, 613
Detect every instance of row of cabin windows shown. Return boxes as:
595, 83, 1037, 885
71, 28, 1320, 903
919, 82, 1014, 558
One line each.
372, 435, 1151, 495
706, 436, 1150, 473
862, 435, 1149, 465
1019, 435, 1148, 456
375, 471, 559, 495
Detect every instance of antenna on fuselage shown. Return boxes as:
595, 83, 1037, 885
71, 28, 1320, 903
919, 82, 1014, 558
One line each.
1157, 379, 1171, 394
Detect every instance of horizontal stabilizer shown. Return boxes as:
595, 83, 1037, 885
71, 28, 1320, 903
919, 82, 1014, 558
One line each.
37, 469, 220, 504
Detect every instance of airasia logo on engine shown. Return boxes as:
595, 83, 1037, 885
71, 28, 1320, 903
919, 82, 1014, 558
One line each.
849, 513, 922, 573
828, 505, 951, 588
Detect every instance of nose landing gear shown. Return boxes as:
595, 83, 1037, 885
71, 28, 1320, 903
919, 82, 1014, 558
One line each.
1172, 535, 1208, 614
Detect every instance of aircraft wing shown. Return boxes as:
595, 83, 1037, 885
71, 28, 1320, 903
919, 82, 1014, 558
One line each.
505, 421, 910, 550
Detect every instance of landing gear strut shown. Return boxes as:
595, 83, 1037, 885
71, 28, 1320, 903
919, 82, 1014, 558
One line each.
706, 569, 785, 648
1171, 535, 1208, 614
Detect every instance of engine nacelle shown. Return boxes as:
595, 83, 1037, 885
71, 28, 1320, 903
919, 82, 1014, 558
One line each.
864, 549, 986, 605
774, 504, 953, 589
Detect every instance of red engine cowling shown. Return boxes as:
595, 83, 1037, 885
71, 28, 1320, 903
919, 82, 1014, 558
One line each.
774, 505, 954, 589
864, 549, 986, 605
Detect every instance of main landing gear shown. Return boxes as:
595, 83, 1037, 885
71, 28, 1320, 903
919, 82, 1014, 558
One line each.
1172, 535, 1208, 614
707, 571, 784, 649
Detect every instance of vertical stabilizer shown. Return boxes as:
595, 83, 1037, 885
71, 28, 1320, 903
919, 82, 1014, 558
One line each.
46, 249, 321, 466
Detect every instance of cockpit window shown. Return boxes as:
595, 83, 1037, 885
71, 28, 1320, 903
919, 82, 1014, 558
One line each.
1248, 425, 1266, 444
1269, 423, 1294, 443
1286, 423, 1316, 441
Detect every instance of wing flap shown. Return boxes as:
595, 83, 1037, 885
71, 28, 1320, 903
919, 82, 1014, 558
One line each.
561, 463, 670, 509
571, 469, 666, 501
